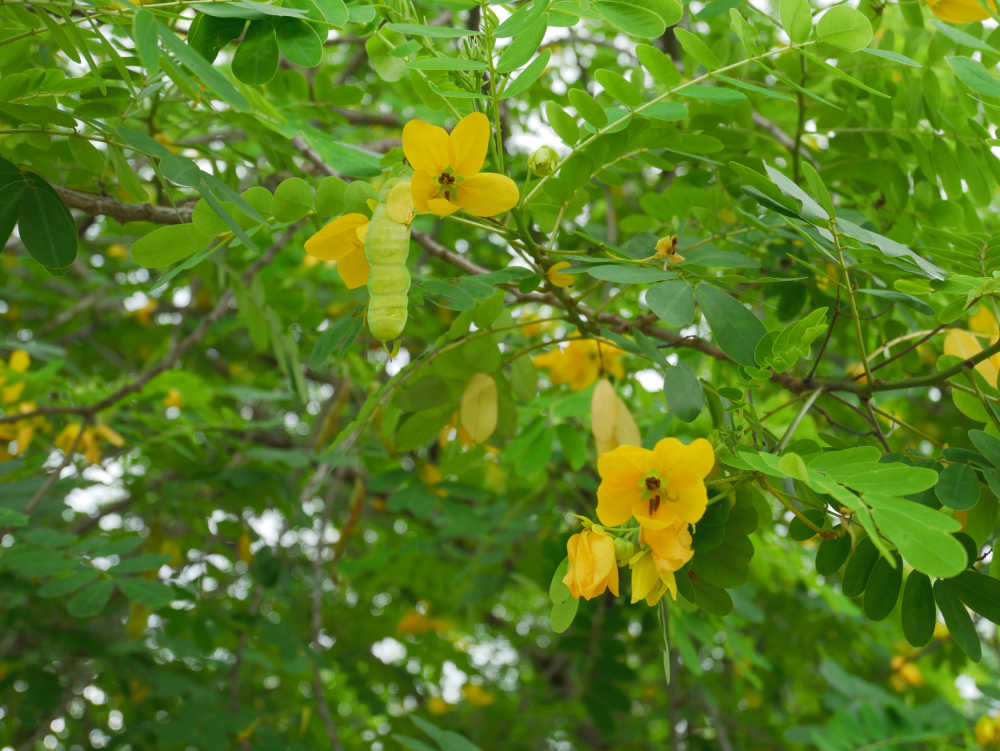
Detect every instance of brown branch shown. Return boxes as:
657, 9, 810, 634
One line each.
55, 186, 192, 225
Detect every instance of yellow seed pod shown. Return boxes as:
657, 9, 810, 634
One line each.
460, 373, 498, 444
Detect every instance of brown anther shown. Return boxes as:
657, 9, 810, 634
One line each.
645, 477, 661, 490
649, 495, 660, 513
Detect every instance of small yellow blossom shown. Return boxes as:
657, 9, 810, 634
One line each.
163, 388, 183, 409
547, 261, 575, 288
462, 683, 495, 706
563, 527, 620, 600
533, 339, 625, 391
924, 0, 995, 23
304, 213, 371, 289
134, 299, 158, 326
403, 112, 519, 217
107, 243, 128, 259
944, 327, 1000, 386
1, 350, 30, 404
629, 550, 672, 605
427, 697, 450, 715
654, 235, 684, 264
975, 715, 998, 746
596, 438, 714, 530
397, 611, 435, 635
54, 422, 125, 465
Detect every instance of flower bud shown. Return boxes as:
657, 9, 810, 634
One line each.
613, 537, 637, 565
529, 145, 559, 176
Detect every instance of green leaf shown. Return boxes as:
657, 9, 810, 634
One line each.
595, 68, 642, 108
930, 18, 1000, 54
677, 85, 747, 105
646, 279, 694, 326
130, 224, 213, 269
815, 532, 851, 576
548, 557, 572, 603
780, 0, 812, 43
133, 9, 159, 74
842, 536, 878, 597
594, 0, 666, 38
934, 579, 981, 661
948, 55, 1000, 98
408, 57, 488, 71
901, 571, 935, 647
579, 265, 675, 283
385, 23, 479, 38
0, 506, 29, 527
158, 20, 250, 109
663, 364, 703, 423
569, 88, 608, 129
411, 716, 483, 751
187, 12, 246, 63
496, 0, 547, 37
674, 27, 720, 69
694, 283, 766, 366
788, 508, 826, 541
67, 579, 114, 617
17, 172, 77, 270
366, 32, 407, 82
116, 577, 176, 608
863, 553, 901, 621
233, 20, 279, 84
275, 18, 322, 67
0, 157, 24, 249
544, 101, 579, 145
868, 497, 966, 579
38, 569, 99, 598
502, 50, 550, 99
312, 0, 348, 25
309, 313, 362, 368
497, 15, 547, 74
951, 570, 1000, 625
935, 464, 980, 510
272, 177, 315, 222
636, 43, 681, 87
816, 6, 873, 52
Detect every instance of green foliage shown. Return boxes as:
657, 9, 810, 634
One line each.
2, 0, 1000, 748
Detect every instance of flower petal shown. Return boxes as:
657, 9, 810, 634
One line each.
653, 436, 715, 480
456, 172, 519, 217
304, 214, 368, 261
449, 112, 490, 177
596, 444, 653, 527
427, 197, 461, 217
336, 247, 370, 289
410, 171, 435, 213
402, 119, 451, 175
387, 181, 415, 225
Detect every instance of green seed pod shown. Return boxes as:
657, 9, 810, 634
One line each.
365, 203, 411, 341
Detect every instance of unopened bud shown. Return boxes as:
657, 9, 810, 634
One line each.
529, 145, 559, 176
613, 537, 637, 565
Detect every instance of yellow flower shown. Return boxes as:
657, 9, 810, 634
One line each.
654, 235, 684, 264
944, 328, 1000, 386
304, 213, 371, 289
642, 522, 694, 571
547, 261, 575, 288
975, 715, 997, 746
397, 611, 434, 635
462, 683, 495, 706
54, 422, 124, 466
163, 388, 183, 409
563, 528, 620, 600
1, 350, 30, 404
629, 551, 672, 605
107, 243, 128, 259
591, 378, 640, 457
969, 305, 998, 337
427, 697, 450, 715
533, 339, 625, 391
596, 438, 714, 530
403, 112, 519, 217
925, 0, 995, 23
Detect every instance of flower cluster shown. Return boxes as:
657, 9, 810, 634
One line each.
0, 350, 50, 461
563, 437, 715, 606
533, 339, 624, 392
305, 112, 518, 289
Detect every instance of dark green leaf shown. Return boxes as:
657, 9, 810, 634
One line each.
694, 283, 767, 366
935, 464, 980, 510
863, 553, 902, 621
934, 579, 981, 661
67, 579, 114, 618
116, 577, 176, 608
17, 172, 77, 270
663, 364, 703, 423
233, 20, 279, 84
842, 536, 878, 597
